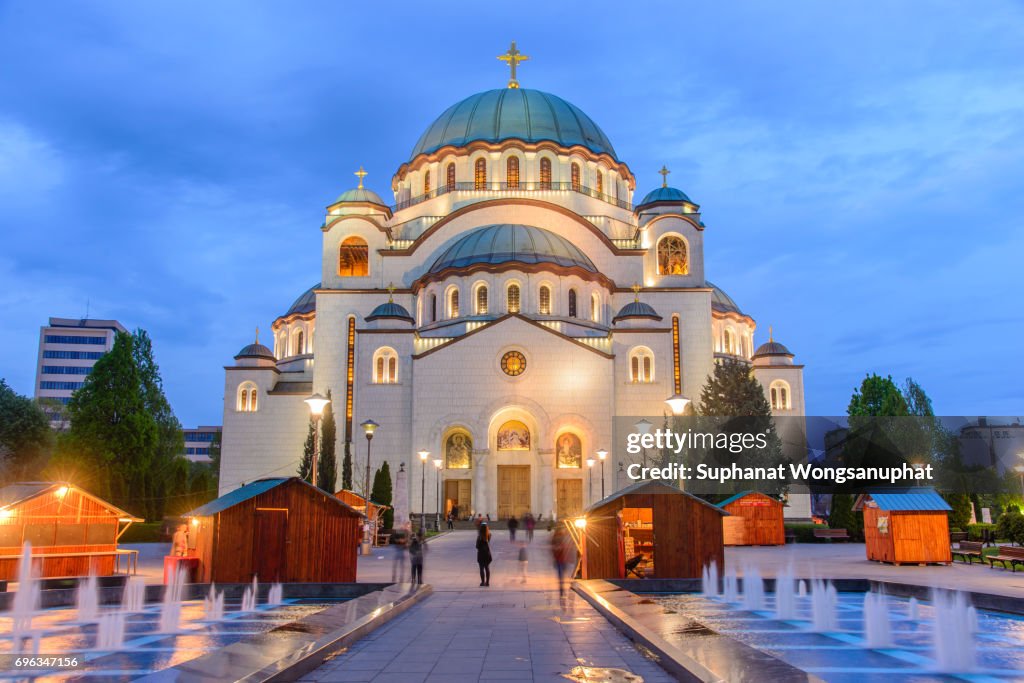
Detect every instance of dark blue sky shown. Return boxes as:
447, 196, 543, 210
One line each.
2, 1, 1022, 426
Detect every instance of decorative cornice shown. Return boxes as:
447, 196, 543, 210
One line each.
412, 313, 614, 360
411, 262, 615, 293
641, 212, 705, 232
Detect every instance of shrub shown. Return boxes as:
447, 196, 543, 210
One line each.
784, 523, 825, 543
995, 509, 1024, 544
118, 521, 163, 543
966, 523, 996, 542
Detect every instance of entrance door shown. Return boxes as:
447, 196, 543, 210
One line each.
497, 465, 530, 519
556, 479, 583, 519
443, 479, 472, 519
253, 508, 288, 582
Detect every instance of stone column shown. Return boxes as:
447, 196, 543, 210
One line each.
536, 448, 555, 521
473, 449, 489, 517
393, 463, 409, 528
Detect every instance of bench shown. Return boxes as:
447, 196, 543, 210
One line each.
951, 540, 985, 564
784, 528, 797, 544
949, 531, 968, 544
38, 575, 128, 591
813, 528, 850, 542
987, 545, 1024, 572
375, 533, 392, 547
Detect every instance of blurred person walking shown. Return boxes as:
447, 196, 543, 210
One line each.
409, 529, 426, 585
476, 522, 492, 587
507, 515, 519, 542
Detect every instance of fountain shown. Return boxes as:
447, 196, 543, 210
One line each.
701, 563, 720, 597
96, 611, 126, 650
863, 591, 892, 648
10, 542, 40, 654
797, 580, 807, 597
932, 590, 976, 672
774, 566, 796, 620
907, 596, 919, 621
722, 567, 739, 603
809, 578, 838, 632
76, 571, 100, 622
158, 568, 185, 633
121, 576, 146, 613
204, 584, 225, 620
240, 577, 258, 612
741, 565, 764, 611
267, 583, 284, 606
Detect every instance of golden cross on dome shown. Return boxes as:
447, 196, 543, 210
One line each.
631, 282, 642, 302
355, 166, 368, 189
255, 326, 260, 344
386, 282, 396, 302
658, 165, 671, 188
769, 325, 773, 342
498, 41, 529, 89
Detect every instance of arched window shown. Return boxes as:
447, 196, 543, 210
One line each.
571, 162, 581, 191
539, 158, 552, 189
277, 333, 286, 359
237, 382, 258, 412
595, 171, 603, 195
474, 158, 487, 190
723, 329, 734, 354
446, 162, 455, 191
339, 236, 369, 276
629, 348, 654, 383
591, 292, 601, 322
506, 157, 519, 189
476, 285, 488, 314
507, 283, 520, 313
448, 288, 460, 318
770, 380, 791, 411
423, 170, 431, 195
429, 294, 437, 323
657, 235, 688, 275
538, 285, 552, 315
295, 330, 304, 355
568, 289, 578, 318
373, 347, 398, 384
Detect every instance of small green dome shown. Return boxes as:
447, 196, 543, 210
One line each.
637, 186, 692, 207
335, 187, 387, 206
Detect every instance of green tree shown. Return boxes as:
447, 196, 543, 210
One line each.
943, 492, 973, 530
342, 442, 353, 491
132, 330, 185, 520
827, 492, 860, 536
0, 379, 52, 481
696, 359, 789, 496
207, 430, 222, 485
298, 419, 315, 482
56, 332, 158, 513
848, 374, 909, 419
316, 390, 337, 492
372, 461, 394, 530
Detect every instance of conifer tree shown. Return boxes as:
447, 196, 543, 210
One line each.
316, 389, 337, 492
342, 442, 353, 491
298, 419, 315, 482
372, 461, 394, 530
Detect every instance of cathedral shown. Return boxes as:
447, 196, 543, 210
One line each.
220, 45, 807, 523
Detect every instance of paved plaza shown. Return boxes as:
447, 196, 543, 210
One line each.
301, 529, 675, 683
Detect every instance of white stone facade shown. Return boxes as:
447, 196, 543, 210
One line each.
219, 83, 807, 521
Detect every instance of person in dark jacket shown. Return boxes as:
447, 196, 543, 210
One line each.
507, 515, 519, 542
408, 530, 426, 585
476, 522, 492, 587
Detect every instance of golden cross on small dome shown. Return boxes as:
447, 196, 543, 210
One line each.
354, 166, 368, 189
386, 282, 396, 302
254, 326, 260, 343
498, 41, 530, 89
658, 165, 671, 188
769, 325, 773, 342
631, 282, 642, 302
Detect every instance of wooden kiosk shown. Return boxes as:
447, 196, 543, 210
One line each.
0, 482, 141, 580
186, 477, 363, 583
717, 491, 785, 546
854, 487, 952, 565
580, 480, 727, 579
334, 489, 389, 545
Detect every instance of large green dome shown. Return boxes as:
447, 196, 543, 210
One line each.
429, 224, 597, 275
410, 88, 619, 162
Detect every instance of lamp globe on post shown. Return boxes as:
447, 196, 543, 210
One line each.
596, 449, 608, 499
418, 450, 430, 533
304, 393, 330, 488
665, 394, 691, 416
432, 458, 443, 530
360, 419, 379, 556
586, 458, 596, 506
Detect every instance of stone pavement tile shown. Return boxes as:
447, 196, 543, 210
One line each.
382, 658, 440, 674
371, 673, 428, 683
425, 675, 481, 683
431, 657, 485, 674
479, 672, 534, 681
298, 668, 378, 682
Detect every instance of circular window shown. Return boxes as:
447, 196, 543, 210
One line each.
500, 350, 527, 376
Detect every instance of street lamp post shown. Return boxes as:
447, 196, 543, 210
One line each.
586, 458, 595, 505
433, 458, 443, 530
596, 449, 608, 500
417, 450, 429, 533
665, 394, 691, 416
1015, 464, 1024, 497
304, 393, 331, 488
360, 419, 379, 556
